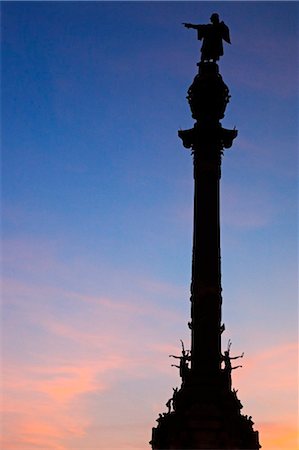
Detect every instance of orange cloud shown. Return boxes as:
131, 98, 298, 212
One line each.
259, 421, 298, 450
2, 274, 179, 450
230, 341, 298, 450
2, 362, 101, 449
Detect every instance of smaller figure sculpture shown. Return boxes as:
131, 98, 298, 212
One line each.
172, 387, 178, 410
155, 413, 167, 425
248, 416, 254, 426
232, 388, 243, 410
156, 413, 164, 424
244, 415, 254, 426
169, 340, 191, 383
222, 340, 244, 371
165, 397, 172, 414
165, 387, 179, 414
221, 340, 244, 390
183, 13, 231, 62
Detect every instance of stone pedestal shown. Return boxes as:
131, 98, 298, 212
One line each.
151, 370, 260, 449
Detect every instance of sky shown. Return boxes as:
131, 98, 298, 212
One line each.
1, 1, 298, 449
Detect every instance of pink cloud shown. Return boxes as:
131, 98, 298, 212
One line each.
32, 366, 105, 402
3, 398, 77, 449
3, 346, 144, 449
2, 238, 185, 449
236, 342, 297, 390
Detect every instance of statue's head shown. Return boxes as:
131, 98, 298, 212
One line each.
210, 13, 219, 24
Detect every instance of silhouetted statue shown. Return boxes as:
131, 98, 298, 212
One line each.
183, 13, 231, 62
222, 340, 244, 371
165, 398, 172, 414
248, 416, 254, 426
221, 340, 244, 390
156, 413, 168, 426
156, 413, 163, 424
172, 387, 178, 410
165, 387, 179, 414
232, 388, 243, 410
169, 340, 191, 383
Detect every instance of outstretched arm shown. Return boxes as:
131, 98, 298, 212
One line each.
169, 355, 180, 359
182, 23, 199, 30
230, 352, 244, 360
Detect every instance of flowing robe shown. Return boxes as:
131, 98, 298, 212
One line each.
197, 22, 230, 61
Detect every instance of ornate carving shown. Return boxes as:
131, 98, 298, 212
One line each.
187, 63, 230, 122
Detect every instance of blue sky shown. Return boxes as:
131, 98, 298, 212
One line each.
2, 2, 298, 449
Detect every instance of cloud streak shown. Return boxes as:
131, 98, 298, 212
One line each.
2, 236, 187, 449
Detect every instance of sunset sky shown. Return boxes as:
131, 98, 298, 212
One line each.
2, 1, 298, 449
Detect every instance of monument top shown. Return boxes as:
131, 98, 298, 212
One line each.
183, 14, 231, 62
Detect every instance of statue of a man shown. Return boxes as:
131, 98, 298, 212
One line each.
183, 13, 231, 62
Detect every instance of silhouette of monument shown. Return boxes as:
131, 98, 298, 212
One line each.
150, 14, 261, 450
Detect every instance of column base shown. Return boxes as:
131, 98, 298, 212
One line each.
150, 371, 260, 449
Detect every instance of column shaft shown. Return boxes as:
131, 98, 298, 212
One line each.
191, 153, 222, 376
